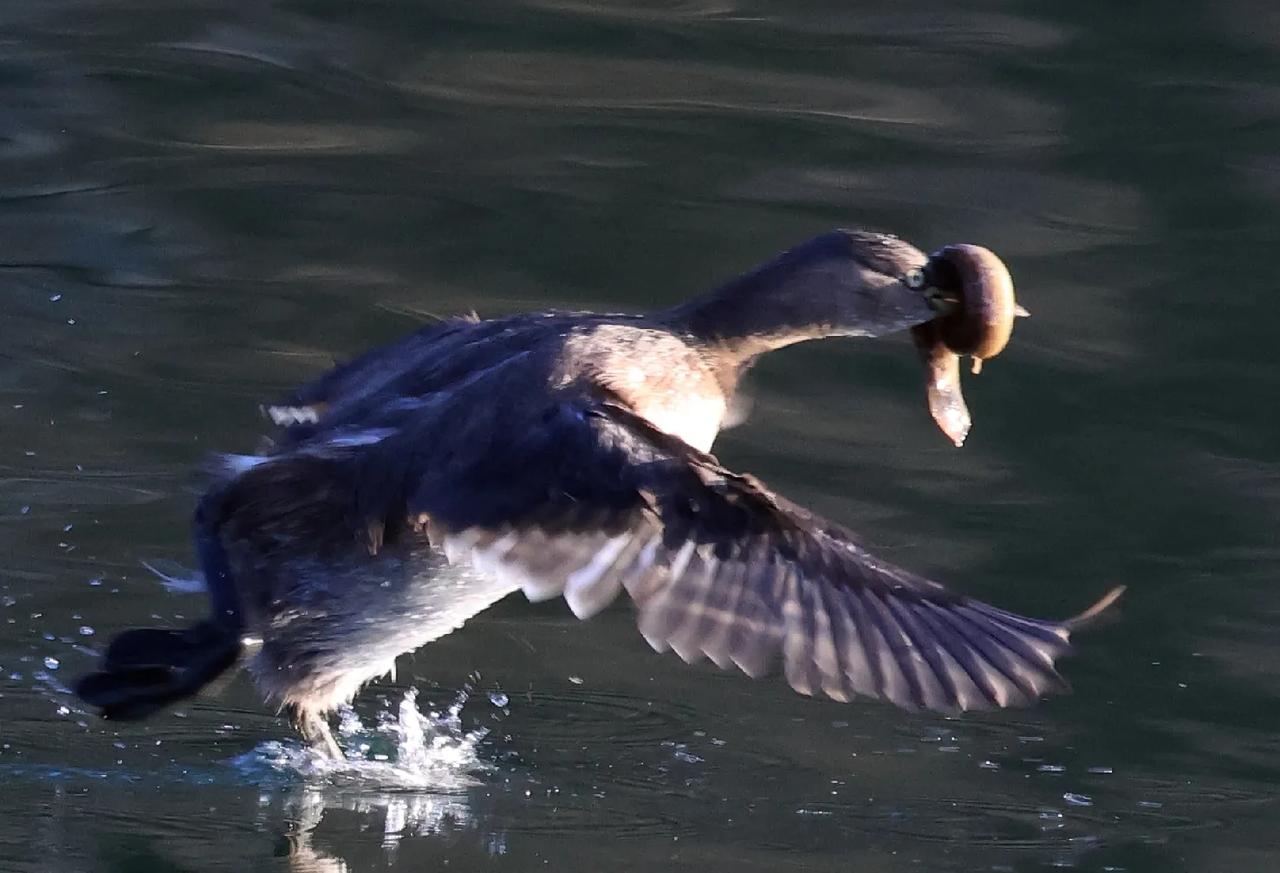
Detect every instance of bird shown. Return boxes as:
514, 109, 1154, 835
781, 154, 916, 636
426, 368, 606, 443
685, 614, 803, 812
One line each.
76, 229, 1122, 758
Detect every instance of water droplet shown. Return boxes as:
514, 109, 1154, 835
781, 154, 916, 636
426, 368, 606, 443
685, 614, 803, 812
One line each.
79, 626, 94, 636
668, 743, 703, 764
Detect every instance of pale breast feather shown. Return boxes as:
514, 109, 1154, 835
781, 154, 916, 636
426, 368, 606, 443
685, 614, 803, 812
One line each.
555, 324, 729, 452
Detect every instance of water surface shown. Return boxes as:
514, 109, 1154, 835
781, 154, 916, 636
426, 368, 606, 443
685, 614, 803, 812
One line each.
2, 2, 1278, 871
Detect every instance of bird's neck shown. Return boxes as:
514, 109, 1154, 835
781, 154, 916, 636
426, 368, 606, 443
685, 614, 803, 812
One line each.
658, 233, 863, 366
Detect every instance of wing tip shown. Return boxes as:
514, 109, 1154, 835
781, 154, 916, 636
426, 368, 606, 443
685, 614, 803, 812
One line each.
1063, 585, 1127, 634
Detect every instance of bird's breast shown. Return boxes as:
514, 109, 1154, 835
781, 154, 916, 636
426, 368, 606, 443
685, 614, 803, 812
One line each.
556, 324, 730, 452
624, 389, 726, 452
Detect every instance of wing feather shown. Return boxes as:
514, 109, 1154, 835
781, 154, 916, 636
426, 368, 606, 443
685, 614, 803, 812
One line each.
342, 392, 1109, 715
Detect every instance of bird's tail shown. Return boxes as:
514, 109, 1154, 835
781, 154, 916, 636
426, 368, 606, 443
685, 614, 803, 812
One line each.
77, 488, 245, 720
75, 620, 242, 719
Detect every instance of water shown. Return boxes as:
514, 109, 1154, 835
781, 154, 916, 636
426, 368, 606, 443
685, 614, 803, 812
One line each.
2, 1, 1278, 870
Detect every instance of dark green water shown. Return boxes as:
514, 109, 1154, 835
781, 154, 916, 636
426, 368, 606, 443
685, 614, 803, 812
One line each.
2, 2, 1278, 871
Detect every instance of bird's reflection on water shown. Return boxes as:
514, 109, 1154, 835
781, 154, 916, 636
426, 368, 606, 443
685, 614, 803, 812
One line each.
274, 783, 484, 873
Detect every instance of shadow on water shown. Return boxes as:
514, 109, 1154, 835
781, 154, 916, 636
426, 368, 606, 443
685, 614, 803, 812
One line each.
2, 0, 1280, 871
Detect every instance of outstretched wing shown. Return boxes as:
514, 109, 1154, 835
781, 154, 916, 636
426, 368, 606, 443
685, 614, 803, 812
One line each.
352, 388, 1099, 713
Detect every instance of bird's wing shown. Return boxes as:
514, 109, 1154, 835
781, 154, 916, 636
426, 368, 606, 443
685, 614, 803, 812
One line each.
355, 389, 1094, 713
263, 314, 576, 444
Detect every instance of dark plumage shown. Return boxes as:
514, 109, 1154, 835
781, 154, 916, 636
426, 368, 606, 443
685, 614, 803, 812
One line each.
76, 229, 1120, 757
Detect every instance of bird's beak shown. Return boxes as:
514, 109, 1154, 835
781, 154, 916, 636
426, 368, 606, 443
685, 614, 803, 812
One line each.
843, 269, 945, 338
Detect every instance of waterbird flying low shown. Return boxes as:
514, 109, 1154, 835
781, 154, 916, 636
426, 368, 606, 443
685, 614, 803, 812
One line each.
76, 230, 1122, 758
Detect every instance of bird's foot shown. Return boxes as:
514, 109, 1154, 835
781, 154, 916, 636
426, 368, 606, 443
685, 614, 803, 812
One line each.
291, 707, 343, 760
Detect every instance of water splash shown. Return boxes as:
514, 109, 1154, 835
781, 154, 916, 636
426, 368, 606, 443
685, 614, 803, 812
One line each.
237, 687, 501, 868
139, 558, 207, 594
245, 687, 492, 791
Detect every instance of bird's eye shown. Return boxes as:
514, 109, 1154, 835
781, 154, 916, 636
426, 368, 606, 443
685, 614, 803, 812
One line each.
904, 268, 926, 289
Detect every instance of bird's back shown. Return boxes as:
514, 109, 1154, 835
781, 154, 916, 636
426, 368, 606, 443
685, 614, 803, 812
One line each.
267, 311, 734, 455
